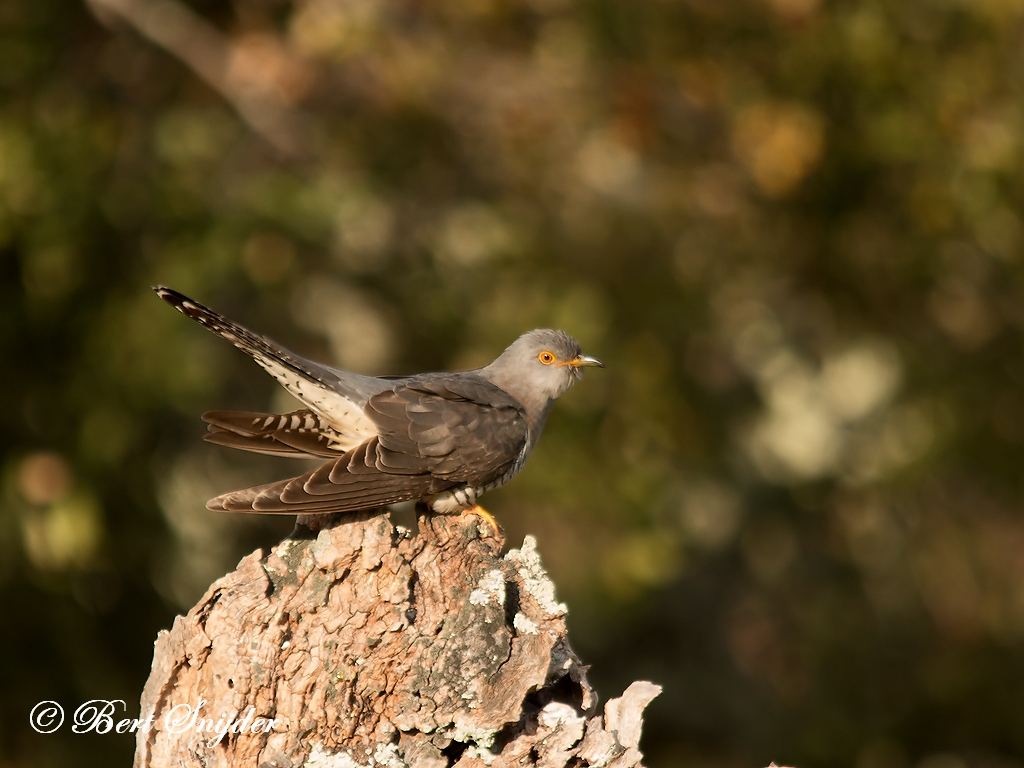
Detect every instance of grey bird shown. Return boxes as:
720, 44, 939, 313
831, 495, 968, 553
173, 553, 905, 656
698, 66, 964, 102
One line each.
155, 287, 603, 532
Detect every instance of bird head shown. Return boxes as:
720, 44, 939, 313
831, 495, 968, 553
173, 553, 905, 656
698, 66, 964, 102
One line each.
484, 329, 603, 406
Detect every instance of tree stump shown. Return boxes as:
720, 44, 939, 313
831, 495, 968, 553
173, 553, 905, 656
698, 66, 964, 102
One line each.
134, 511, 661, 768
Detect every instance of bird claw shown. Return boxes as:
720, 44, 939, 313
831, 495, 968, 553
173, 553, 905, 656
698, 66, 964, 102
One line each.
461, 504, 501, 537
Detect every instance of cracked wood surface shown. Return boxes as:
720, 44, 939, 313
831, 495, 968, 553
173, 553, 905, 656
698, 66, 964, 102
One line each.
134, 511, 661, 768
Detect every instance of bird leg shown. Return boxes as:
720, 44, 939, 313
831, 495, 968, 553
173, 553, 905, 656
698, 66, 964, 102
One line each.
461, 504, 501, 537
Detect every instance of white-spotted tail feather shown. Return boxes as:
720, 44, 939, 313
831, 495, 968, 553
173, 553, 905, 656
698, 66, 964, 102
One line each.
203, 409, 351, 458
155, 286, 377, 447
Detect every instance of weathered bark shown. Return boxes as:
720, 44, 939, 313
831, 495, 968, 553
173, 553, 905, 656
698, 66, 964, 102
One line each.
134, 511, 661, 768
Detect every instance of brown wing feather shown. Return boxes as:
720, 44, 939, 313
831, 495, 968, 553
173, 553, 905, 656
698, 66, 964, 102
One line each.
208, 438, 442, 513
206, 376, 529, 514
369, 377, 529, 482
204, 430, 314, 458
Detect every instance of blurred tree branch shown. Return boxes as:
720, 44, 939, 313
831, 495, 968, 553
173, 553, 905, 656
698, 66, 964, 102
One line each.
134, 511, 661, 767
85, 0, 311, 158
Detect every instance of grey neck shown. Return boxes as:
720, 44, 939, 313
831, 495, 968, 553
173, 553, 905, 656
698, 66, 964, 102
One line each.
478, 365, 554, 435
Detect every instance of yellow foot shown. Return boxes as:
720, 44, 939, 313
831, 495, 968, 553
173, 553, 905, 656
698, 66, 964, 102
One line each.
462, 504, 500, 537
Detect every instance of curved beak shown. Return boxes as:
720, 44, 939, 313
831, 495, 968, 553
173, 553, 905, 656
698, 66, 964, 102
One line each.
570, 354, 604, 368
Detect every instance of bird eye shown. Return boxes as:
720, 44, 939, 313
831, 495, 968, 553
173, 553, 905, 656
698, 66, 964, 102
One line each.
539, 351, 556, 365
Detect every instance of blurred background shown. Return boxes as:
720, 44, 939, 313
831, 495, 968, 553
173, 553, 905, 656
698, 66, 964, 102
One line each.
4, 0, 1024, 766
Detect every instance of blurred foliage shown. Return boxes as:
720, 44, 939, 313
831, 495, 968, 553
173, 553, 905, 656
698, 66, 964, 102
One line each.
5, 0, 1024, 766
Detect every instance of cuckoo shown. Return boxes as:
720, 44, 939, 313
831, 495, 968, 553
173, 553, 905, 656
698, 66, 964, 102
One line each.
155, 287, 603, 533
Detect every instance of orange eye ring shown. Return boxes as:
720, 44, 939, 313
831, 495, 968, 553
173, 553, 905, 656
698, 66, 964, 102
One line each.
539, 351, 556, 365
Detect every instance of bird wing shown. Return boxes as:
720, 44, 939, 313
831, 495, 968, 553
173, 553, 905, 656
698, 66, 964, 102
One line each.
156, 286, 378, 450
202, 410, 349, 458
366, 377, 530, 484
207, 376, 530, 514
